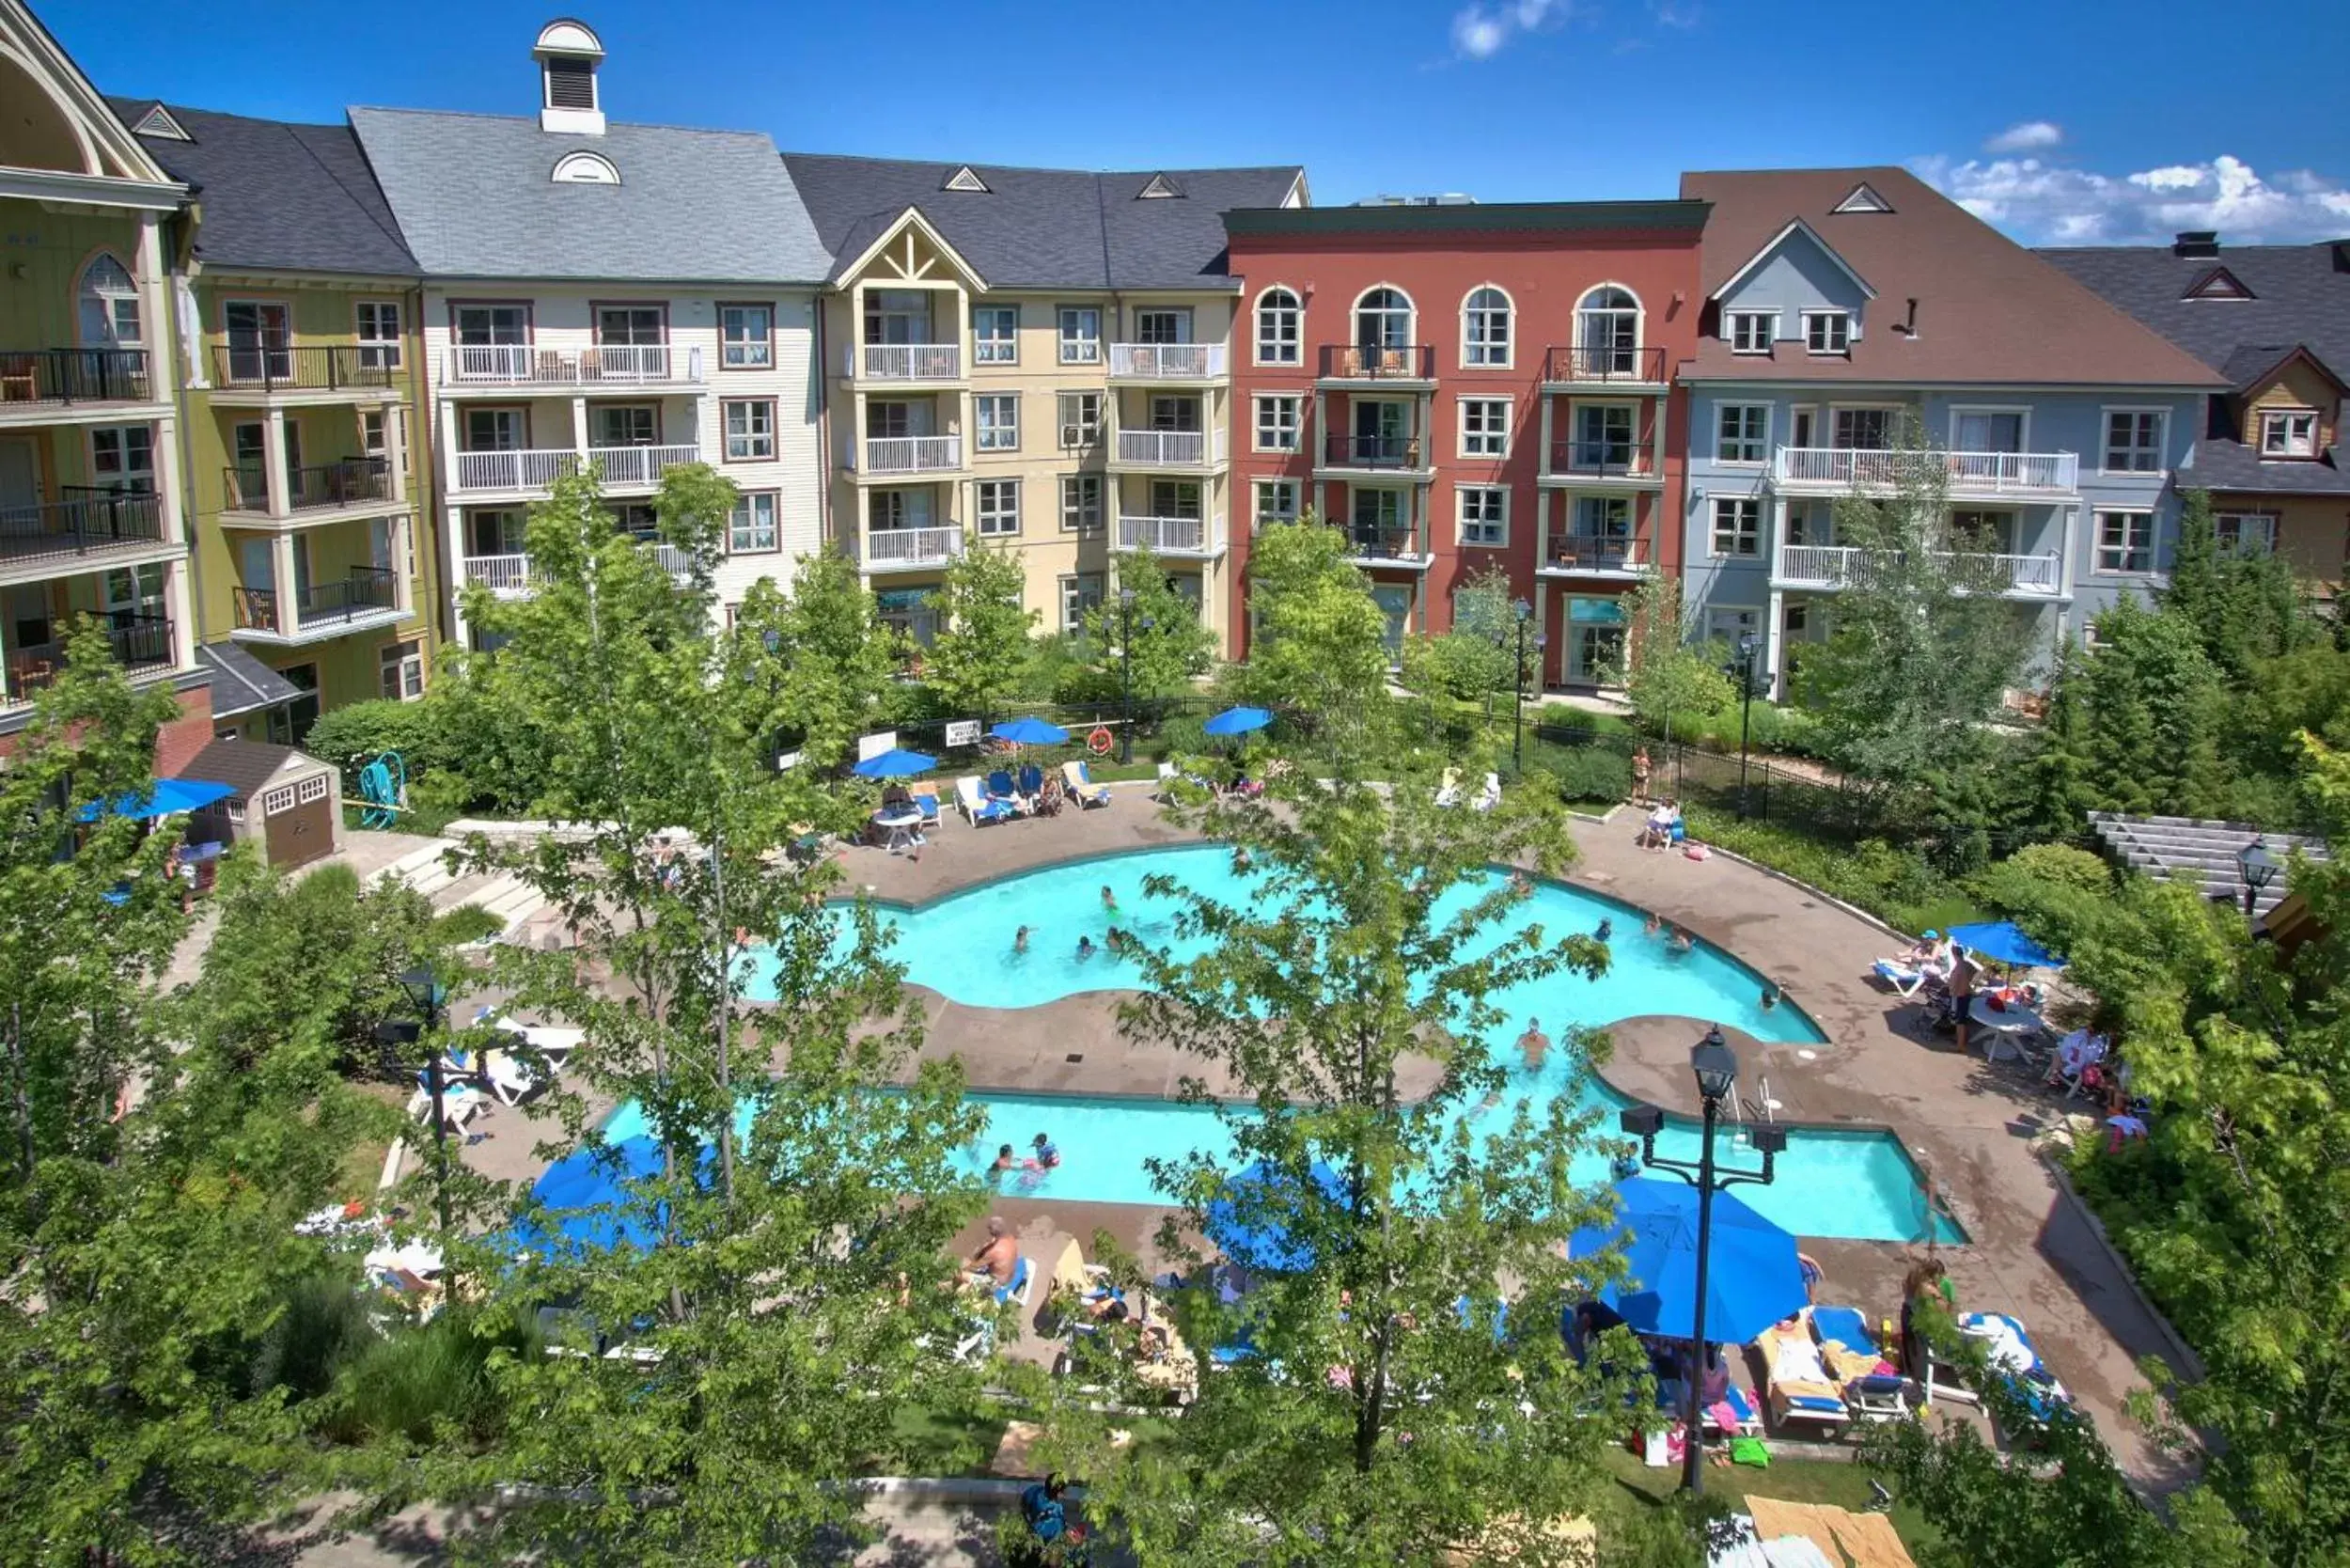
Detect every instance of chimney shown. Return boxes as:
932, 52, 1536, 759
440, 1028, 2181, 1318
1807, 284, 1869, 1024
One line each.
2172, 230, 2219, 259
533, 19, 606, 135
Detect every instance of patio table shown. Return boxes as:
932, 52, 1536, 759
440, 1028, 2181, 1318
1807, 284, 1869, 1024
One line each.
872, 808, 925, 855
1969, 996, 2044, 1065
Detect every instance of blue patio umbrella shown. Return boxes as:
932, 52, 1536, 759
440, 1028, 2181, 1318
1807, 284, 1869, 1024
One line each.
1204, 1159, 1345, 1275
989, 716, 1070, 745
510, 1136, 676, 1256
1569, 1177, 1808, 1345
1947, 920, 2064, 969
851, 747, 936, 779
76, 776, 234, 822
1202, 706, 1273, 737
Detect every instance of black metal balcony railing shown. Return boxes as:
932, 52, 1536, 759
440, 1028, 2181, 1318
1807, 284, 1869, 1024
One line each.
233, 567, 400, 636
1545, 533, 1640, 572
0, 488, 165, 567
212, 343, 398, 391
225, 457, 392, 513
8, 613, 174, 697
1323, 433, 1424, 469
1548, 440, 1653, 477
1320, 343, 1435, 380
1543, 344, 1667, 384
0, 348, 151, 405
1343, 524, 1421, 559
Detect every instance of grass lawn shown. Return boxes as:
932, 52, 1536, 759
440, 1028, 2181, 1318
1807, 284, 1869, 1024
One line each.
1593, 1447, 1940, 1556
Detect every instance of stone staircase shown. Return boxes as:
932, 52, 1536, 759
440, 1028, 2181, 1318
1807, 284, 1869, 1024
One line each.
2087, 811, 2328, 918
372, 839, 548, 938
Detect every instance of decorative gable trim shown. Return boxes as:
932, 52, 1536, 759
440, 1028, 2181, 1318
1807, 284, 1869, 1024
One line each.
2234, 343, 2349, 399
1136, 172, 1183, 199
2182, 265, 2255, 301
1709, 217, 1879, 303
129, 103, 190, 142
1831, 181, 1892, 214
942, 165, 989, 194
835, 206, 990, 292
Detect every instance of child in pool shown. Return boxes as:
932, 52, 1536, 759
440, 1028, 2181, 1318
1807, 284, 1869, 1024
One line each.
1074, 934, 1095, 962
1594, 917, 1614, 943
1100, 885, 1120, 917
1761, 982, 1780, 1011
1013, 925, 1029, 956
1025, 1133, 1061, 1171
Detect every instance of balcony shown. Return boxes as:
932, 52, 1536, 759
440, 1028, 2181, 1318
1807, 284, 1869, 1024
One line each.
1112, 429, 1222, 469
441, 343, 704, 389
1543, 442, 1661, 486
1538, 533, 1652, 578
223, 457, 398, 523
1115, 513, 1223, 558
859, 435, 964, 477
462, 553, 540, 596
6, 613, 175, 703
862, 525, 964, 572
853, 343, 963, 383
1772, 447, 2079, 498
590, 444, 699, 489
0, 349, 152, 413
1108, 343, 1229, 382
210, 344, 399, 399
0, 489, 170, 573
231, 567, 404, 644
1542, 345, 1668, 387
1318, 344, 1435, 384
1771, 543, 2064, 598
1319, 433, 1428, 476
1336, 522, 1430, 568
449, 446, 696, 496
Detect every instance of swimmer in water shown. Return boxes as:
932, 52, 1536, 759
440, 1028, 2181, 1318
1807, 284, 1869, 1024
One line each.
1100, 885, 1120, 917
1594, 917, 1614, 943
1761, 983, 1780, 1011
1644, 912, 1663, 938
1075, 934, 1095, 962
1013, 925, 1029, 955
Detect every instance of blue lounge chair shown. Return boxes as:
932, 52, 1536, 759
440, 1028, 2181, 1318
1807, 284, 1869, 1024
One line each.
911, 786, 941, 826
1016, 762, 1045, 803
1810, 1305, 1910, 1420
984, 770, 1026, 813
995, 1254, 1035, 1308
1949, 1310, 2071, 1428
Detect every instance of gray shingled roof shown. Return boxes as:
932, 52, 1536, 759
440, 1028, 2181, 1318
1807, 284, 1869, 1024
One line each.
2039, 241, 2350, 382
2180, 435, 2350, 494
108, 99, 416, 276
781, 153, 1302, 290
348, 107, 829, 284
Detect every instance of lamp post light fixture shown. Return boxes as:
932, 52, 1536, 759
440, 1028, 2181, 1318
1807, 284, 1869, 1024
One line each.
1733, 630, 1762, 815
2237, 839, 2279, 919
373, 964, 463, 1238
1511, 597, 1533, 775
1617, 1025, 1788, 1496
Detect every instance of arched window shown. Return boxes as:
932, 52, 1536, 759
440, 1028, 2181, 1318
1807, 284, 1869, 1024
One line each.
1574, 285, 1641, 377
1462, 285, 1512, 368
551, 150, 620, 184
1353, 287, 1414, 356
78, 254, 142, 349
1255, 286, 1302, 366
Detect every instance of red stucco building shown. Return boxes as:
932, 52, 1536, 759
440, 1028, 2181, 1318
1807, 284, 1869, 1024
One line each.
1222, 199, 1706, 688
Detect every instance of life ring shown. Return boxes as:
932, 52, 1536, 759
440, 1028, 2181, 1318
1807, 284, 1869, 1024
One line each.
1088, 727, 1114, 755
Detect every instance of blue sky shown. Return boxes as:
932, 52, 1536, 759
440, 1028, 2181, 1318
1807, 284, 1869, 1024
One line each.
44, 0, 2350, 244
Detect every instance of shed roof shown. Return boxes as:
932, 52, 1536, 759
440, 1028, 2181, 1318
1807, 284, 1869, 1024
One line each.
174, 737, 330, 798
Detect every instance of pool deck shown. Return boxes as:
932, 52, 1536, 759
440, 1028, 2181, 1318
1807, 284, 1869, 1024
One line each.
445, 784, 2193, 1485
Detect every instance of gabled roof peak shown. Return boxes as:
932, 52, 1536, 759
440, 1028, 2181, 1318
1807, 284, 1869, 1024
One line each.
942, 165, 989, 194
1711, 216, 1877, 303
1832, 180, 1892, 214
2183, 265, 2255, 301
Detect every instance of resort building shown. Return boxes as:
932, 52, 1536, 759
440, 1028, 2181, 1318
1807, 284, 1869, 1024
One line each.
1221, 200, 1706, 687
346, 22, 832, 648
782, 153, 1305, 654
1675, 168, 2229, 698
115, 99, 438, 739
2042, 232, 2350, 605
0, 0, 211, 765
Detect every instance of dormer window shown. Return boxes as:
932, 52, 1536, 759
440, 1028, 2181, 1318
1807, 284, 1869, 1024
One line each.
551, 150, 619, 184
1832, 181, 1894, 214
1727, 310, 1774, 354
1136, 173, 1183, 199
1803, 310, 1851, 355
943, 165, 989, 193
533, 20, 607, 135
2184, 266, 2254, 301
2260, 407, 2319, 458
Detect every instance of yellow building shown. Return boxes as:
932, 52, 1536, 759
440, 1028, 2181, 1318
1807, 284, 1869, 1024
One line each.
116, 98, 437, 737
783, 156, 1305, 652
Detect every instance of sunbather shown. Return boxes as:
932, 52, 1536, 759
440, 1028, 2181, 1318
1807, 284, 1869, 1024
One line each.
967, 1216, 1019, 1289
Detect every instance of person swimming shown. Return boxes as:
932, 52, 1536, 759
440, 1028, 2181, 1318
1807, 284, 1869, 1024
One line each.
1643, 912, 1663, 938
1594, 917, 1614, 943
1668, 926, 1695, 956
991, 1144, 1018, 1183
1761, 983, 1780, 1011
1026, 1133, 1061, 1170
1100, 885, 1120, 917
1105, 926, 1128, 955
1013, 925, 1030, 955
1074, 934, 1095, 961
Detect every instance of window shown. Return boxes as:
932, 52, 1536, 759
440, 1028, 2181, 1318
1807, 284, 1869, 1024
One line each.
1255, 479, 1299, 525
223, 300, 290, 384
361, 411, 387, 458
464, 407, 524, 450
1058, 306, 1101, 365
1060, 475, 1103, 532
977, 394, 1020, 452
974, 306, 1019, 364
1727, 311, 1774, 354
354, 301, 402, 369
1058, 391, 1102, 448
2260, 408, 2319, 458
1803, 311, 1851, 354
104, 561, 165, 619
78, 254, 142, 348
976, 479, 1020, 537
2215, 510, 2277, 555
719, 304, 773, 368
453, 303, 528, 345
591, 404, 656, 447
550, 150, 619, 184
723, 400, 776, 461
1463, 286, 1512, 368
1953, 409, 2025, 453
1256, 287, 1301, 366
379, 638, 425, 701
2095, 510, 2154, 572
1574, 285, 1640, 375
595, 306, 664, 347
1457, 484, 1508, 547
1254, 394, 1301, 452
1135, 307, 1190, 344
1832, 408, 1893, 450
2103, 410, 2166, 472
1574, 494, 1632, 543
1460, 397, 1510, 458
1059, 572, 1104, 633
1574, 404, 1636, 470
728, 491, 779, 553
1712, 496, 1761, 557
1354, 287, 1414, 352
89, 426, 154, 489
870, 489, 932, 531
1716, 403, 1769, 463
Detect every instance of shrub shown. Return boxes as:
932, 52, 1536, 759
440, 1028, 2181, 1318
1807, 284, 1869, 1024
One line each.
250, 1271, 379, 1404
1686, 808, 1982, 934
320, 1306, 539, 1447
1543, 745, 1633, 806
303, 698, 449, 773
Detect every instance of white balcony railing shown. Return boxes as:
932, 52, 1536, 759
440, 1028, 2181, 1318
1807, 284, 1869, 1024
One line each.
1774, 543, 2063, 595
1115, 429, 1216, 467
864, 525, 964, 569
445, 343, 702, 385
647, 541, 695, 579
855, 343, 963, 382
1108, 343, 1229, 380
590, 444, 699, 488
1115, 513, 1219, 555
453, 447, 580, 493
461, 553, 538, 592
1772, 447, 2078, 493
861, 435, 963, 475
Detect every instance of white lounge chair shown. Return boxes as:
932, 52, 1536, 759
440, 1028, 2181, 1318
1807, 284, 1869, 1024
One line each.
1434, 767, 1462, 808
1060, 760, 1112, 808
1473, 772, 1502, 812
480, 1048, 537, 1106
405, 1079, 487, 1133
955, 775, 1016, 825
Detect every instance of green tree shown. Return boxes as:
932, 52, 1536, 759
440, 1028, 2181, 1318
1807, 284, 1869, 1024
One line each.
2013, 638, 2100, 840
1619, 575, 1734, 747
1084, 545, 1218, 706
2162, 490, 2319, 682
1225, 514, 1393, 754
727, 546, 901, 766
922, 541, 1037, 720
2077, 597, 2228, 818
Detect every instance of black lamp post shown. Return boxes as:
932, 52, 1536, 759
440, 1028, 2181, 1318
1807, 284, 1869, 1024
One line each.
1512, 597, 1533, 775
1618, 1026, 1789, 1496
374, 964, 462, 1237
1733, 630, 1762, 814
2236, 839, 2279, 919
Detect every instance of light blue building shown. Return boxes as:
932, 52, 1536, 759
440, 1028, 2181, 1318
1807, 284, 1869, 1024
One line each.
1673, 168, 2226, 696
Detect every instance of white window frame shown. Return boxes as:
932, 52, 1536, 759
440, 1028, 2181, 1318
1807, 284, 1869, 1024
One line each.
379, 637, 426, 701
1060, 474, 1103, 533
722, 399, 776, 461
975, 478, 1021, 537
1456, 483, 1509, 548
353, 300, 402, 370
1461, 284, 1514, 369
88, 424, 155, 489
1255, 286, 1302, 366
1458, 396, 1511, 459
1948, 404, 2031, 453
974, 305, 1019, 365
1802, 311, 1852, 354
1057, 391, 1102, 449
1057, 306, 1102, 365
2101, 408, 2168, 475
78, 253, 143, 349
1059, 572, 1103, 634
1830, 404, 1903, 451
1716, 402, 1769, 464
1254, 478, 1299, 525
2259, 407, 2319, 458
1727, 310, 1774, 354
728, 491, 779, 554
1711, 495, 1762, 557
976, 393, 1020, 452
718, 303, 774, 368
2093, 509, 2155, 574
1253, 394, 1301, 453
2214, 510, 2277, 556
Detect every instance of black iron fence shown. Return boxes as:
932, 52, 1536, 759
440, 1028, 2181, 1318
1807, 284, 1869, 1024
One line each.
0, 347, 150, 404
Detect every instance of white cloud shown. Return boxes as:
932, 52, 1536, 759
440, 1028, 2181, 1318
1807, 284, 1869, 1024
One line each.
1911, 151, 2350, 245
1451, 0, 1569, 59
1984, 120, 2062, 154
